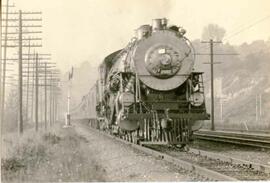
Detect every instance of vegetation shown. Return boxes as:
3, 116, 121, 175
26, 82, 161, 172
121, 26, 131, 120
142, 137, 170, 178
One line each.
1, 124, 106, 182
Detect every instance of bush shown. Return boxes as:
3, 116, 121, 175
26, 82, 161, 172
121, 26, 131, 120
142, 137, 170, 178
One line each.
42, 133, 61, 144
1, 158, 25, 172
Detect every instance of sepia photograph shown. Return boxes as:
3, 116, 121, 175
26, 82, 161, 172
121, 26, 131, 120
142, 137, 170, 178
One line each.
1, 0, 270, 182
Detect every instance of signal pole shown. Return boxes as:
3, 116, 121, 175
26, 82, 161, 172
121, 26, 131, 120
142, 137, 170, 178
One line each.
66, 83, 71, 126
65, 67, 73, 127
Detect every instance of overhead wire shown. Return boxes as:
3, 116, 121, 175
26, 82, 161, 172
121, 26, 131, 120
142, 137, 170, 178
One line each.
196, 14, 270, 53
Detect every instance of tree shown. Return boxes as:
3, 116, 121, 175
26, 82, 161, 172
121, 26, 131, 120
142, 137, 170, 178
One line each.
201, 24, 226, 41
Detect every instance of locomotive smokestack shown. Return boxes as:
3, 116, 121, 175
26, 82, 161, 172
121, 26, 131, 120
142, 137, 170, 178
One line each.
152, 19, 163, 31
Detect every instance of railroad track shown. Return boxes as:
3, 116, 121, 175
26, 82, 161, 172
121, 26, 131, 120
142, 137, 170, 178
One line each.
79, 121, 270, 181
194, 130, 270, 149
148, 145, 270, 181
213, 129, 270, 134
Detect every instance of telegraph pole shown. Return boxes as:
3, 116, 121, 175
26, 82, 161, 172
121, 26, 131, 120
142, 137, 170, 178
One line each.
200, 40, 237, 130
49, 73, 52, 127
25, 40, 31, 121
18, 10, 23, 134
44, 62, 47, 130
201, 39, 222, 131
35, 53, 39, 131
210, 40, 215, 131
259, 94, 262, 118
0, 0, 11, 125
31, 55, 35, 123
5, 11, 42, 134
21, 59, 57, 130
53, 91, 55, 124
0, 0, 3, 171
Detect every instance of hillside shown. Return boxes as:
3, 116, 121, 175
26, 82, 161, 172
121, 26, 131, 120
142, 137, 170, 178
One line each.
194, 39, 270, 129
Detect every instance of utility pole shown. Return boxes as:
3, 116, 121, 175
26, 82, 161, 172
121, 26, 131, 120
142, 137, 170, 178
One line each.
44, 62, 47, 130
255, 94, 258, 122
18, 10, 23, 134
35, 53, 39, 131
20, 59, 57, 130
17, 11, 42, 134
3, 10, 42, 134
0, 0, 12, 125
210, 40, 215, 130
25, 40, 31, 121
55, 94, 58, 122
220, 98, 223, 121
31, 54, 35, 123
53, 91, 55, 124
201, 39, 222, 131
259, 94, 262, 118
49, 73, 52, 127
0, 0, 3, 171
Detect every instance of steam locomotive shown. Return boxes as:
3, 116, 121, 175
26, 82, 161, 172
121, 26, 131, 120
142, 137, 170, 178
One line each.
88, 18, 209, 146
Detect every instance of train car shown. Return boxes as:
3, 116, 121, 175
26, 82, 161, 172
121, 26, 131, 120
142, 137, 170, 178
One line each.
92, 18, 209, 146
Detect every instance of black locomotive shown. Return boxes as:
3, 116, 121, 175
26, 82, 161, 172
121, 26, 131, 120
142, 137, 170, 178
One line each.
85, 18, 209, 146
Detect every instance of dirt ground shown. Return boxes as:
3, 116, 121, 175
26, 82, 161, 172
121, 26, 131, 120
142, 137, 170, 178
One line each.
1, 121, 197, 182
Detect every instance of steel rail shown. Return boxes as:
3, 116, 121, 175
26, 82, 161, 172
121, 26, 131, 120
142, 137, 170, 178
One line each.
210, 128, 270, 134
188, 148, 270, 174
194, 132, 270, 149
198, 130, 270, 140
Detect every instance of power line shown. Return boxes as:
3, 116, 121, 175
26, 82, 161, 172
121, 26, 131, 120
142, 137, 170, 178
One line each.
223, 15, 270, 42
197, 14, 270, 52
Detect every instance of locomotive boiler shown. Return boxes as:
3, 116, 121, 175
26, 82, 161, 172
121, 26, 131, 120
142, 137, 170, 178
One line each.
94, 18, 209, 145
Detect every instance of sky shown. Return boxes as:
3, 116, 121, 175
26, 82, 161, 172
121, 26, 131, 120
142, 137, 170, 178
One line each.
5, 0, 270, 71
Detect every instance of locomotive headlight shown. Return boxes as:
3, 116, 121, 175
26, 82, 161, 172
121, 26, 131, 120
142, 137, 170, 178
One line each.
189, 92, 204, 107
160, 54, 172, 66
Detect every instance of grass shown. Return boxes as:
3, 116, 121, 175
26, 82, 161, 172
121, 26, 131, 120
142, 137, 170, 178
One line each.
1, 123, 106, 182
